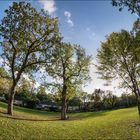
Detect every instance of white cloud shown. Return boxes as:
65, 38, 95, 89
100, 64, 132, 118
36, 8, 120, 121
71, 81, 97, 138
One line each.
89, 32, 95, 40
39, 0, 57, 15
86, 27, 96, 40
86, 27, 91, 32
64, 11, 74, 27
64, 11, 71, 18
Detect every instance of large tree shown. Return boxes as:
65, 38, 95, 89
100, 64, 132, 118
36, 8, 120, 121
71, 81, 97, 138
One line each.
96, 29, 140, 116
0, 2, 60, 115
47, 43, 91, 120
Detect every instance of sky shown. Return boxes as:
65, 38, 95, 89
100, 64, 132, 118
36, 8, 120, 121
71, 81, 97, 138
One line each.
0, 0, 138, 96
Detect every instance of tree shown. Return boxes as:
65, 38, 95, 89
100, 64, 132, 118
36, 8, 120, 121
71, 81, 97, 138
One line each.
36, 86, 53, 104
0, 2, 60, 115
47, 43, 91, 120
15, 77, 38, 108
104, 91, 118, 109
96, 29, 140, 116
112, 0, 140, 17
68, 95, 82, 111
120, 93, 137, 107
91, 89, 105, 110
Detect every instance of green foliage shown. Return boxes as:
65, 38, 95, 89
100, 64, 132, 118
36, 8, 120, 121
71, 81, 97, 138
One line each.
96, 25, 140, 117
120, 93, 137, 107
0, 68, 11, 96
90, 89, 105, 109
68, 95, 82, 107
0, 67, 10, 79
36, 86, 53, 104
45, 42, 91, 119
97, 29, 140, 93
47, 43, 91, 101
0, 1, 61, 86
112, 0, 140, 17
103, 91, 118, 109
0, 1, 61, 114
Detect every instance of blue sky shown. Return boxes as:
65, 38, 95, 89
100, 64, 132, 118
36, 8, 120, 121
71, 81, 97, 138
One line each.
0, 0, 138, 95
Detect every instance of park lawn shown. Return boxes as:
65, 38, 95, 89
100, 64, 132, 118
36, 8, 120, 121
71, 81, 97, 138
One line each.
0, 102, 140, 140
0, 102, 59, 120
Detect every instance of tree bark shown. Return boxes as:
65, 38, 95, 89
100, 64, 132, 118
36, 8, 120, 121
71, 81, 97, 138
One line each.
61, 85, 67, 120
66, 104, 69, 112
131, 81, 140, 119
79, 104, 81, 111
137, 97, 140, 119
7, 85, 16, 115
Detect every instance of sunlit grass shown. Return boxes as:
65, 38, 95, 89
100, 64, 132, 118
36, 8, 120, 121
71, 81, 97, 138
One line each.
0, 102, 59, 120
0, 102, 140, 139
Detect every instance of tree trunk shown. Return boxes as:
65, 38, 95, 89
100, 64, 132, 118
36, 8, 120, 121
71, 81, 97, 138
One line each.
66, 104, 69, 112
134, 88, 140, 119
61, 85, 67, 120
61, 102, 67, 120
7, 85, 16, 115
137, 97, 140, 119
131, 84, 140, 119
79, 104, 81, 111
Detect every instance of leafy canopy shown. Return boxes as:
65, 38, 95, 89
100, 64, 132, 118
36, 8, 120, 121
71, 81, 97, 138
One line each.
0, 2, 61, 83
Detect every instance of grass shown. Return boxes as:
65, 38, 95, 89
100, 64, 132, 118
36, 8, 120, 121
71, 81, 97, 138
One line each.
0, 102, 59, 120
0, 102, 140, 139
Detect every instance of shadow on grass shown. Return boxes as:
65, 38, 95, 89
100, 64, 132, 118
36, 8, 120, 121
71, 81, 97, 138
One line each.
0, 111, 61, 121
0, 101, 59, 117
69, 110, 108, 119
0, 101, 108, 121
0, 109, 107, 122
0, 112, 85, 122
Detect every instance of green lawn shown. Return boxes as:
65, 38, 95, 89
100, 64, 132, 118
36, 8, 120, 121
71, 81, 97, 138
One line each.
0, 102, 140, 140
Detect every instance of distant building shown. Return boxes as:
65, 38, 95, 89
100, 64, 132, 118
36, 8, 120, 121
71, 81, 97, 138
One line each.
0, 96, 6, 101
14, 100, 23, 106
35, 103, 59, 111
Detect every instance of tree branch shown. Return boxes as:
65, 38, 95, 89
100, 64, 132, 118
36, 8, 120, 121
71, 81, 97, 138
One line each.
9, 40, 16, 82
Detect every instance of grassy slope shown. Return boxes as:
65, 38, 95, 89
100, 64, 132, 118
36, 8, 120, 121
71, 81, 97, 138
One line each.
0, 102, 140, 140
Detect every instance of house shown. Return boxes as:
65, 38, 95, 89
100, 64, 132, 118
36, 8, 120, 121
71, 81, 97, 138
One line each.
14, 100, 23, 106
35, 103, 59, 111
